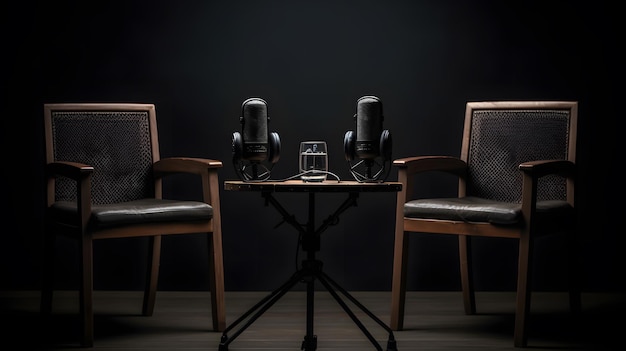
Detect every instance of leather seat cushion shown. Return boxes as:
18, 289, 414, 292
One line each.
50, 198, 213, 228
404, 196, 573, 225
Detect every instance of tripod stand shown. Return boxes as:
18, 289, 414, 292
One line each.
219, 181, 400, 351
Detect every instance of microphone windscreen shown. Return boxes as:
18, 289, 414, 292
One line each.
241, 98, 269, 161
356, 96, 382, 159
242, 99, 268, 144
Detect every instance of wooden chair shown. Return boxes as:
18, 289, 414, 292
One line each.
390, 101, 581, 347
41, 103, 226, 347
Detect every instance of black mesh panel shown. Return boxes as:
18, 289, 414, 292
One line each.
51, 111, 154, 204
467, 109, 570, 202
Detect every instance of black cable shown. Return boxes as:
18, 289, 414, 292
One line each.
269, 169, 342, 182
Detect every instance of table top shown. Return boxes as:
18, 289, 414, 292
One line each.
224, 180, 402, 193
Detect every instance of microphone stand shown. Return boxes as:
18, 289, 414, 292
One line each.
234, 160, 273, 182
251, 162, 259, 180
348, 158, 389, 183
364, 159, 374, 180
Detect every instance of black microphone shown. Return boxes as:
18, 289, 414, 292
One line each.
355, 96, 383, 159
232, 97, 281, 181
343, 95, 392, 182
241, 97, 269, 162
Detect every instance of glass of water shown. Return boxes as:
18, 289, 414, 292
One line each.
299, 141, 328, 182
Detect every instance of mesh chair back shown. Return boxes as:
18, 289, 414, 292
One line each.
48, 107, 156, 204
464, 105, 574, 203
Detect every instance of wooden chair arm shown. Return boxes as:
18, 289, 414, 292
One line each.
46, 161, 94, 180
153, 157, 223, 206
393, 155, 467, 177
520, 159, 576, 216
519, 159, 575, 178
393, 156, 467, 203
45, 161, 93, 219
154, 157, 223, 176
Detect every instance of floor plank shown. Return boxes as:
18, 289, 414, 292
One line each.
1, 290, 624, 350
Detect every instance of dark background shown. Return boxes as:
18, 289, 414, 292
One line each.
3, 1, 622, 293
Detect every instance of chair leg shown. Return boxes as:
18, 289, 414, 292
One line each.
390, 230, 409, 331
40, 230, 55, 316
459, 235, 476, 315
208, 231, 226, 331
514, 235, 533, 348
143, 235, 161, 316
79, 235, 94, 348
567, 229, 582, 314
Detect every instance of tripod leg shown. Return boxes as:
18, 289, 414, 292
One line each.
318, 272, 398, 351
322, 271, 395, 333
301, 274, 317, 351
316, 274, 384, 351
219, 270, 304, 350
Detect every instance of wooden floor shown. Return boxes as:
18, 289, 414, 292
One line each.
1, 290, 624, 350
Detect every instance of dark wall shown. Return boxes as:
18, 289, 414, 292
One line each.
4, 1, 621, 292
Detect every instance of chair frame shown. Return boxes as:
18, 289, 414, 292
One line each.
390, 101, 581, 347
41, 103, 226, 347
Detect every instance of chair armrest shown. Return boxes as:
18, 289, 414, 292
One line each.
519, 159, 576, 216
45, 161, 93, 218
519, 159, 575, 178
393, 155, 467, 177
154, 157, 223, 176
154, 157, 223, 206
393, 156, 467, 203
46, 161, 94, 180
